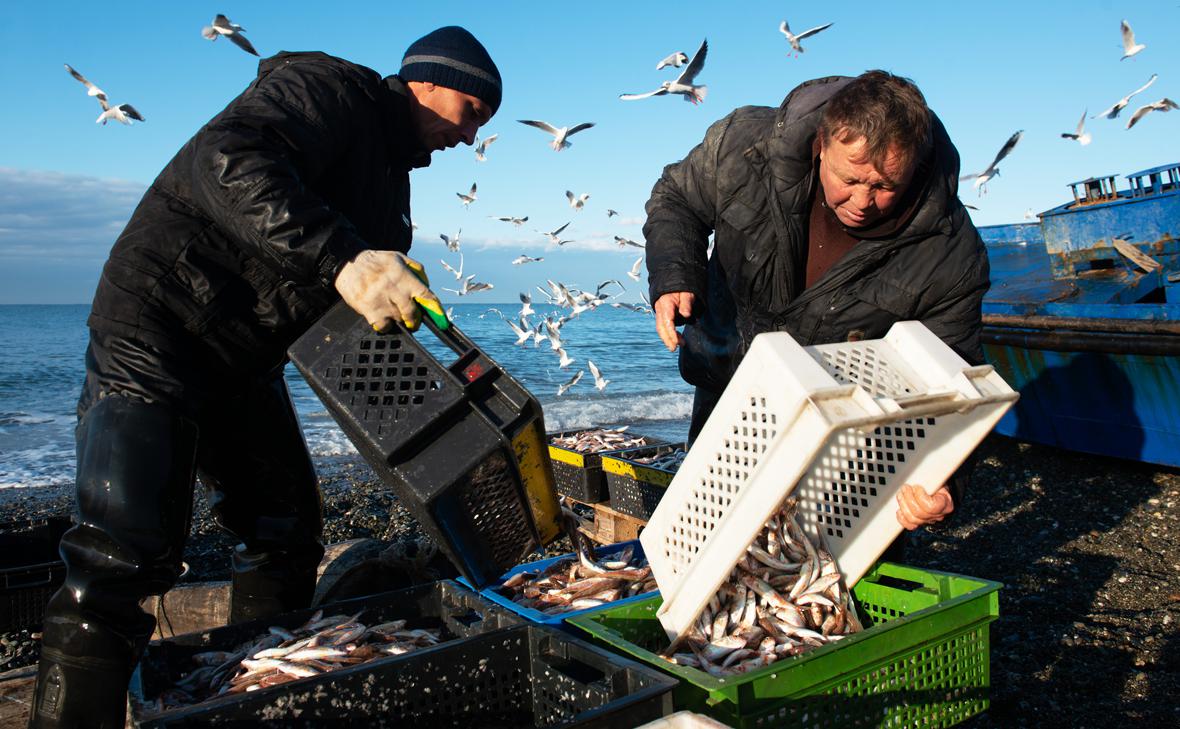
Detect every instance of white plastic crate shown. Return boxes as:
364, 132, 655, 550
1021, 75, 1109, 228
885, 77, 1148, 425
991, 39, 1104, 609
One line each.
640, 321, 1018, 642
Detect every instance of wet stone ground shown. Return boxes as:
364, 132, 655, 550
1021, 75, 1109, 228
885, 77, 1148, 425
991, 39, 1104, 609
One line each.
2, 434, 1177, 725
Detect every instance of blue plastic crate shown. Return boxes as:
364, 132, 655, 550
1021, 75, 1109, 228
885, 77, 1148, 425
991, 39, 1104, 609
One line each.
459, 540, 658, 626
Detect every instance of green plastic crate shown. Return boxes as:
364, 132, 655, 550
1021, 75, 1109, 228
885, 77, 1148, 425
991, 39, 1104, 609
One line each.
567, 562, 1001, 729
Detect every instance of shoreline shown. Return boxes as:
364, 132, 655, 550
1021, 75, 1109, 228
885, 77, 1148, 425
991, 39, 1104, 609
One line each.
1, 435, 1176, 724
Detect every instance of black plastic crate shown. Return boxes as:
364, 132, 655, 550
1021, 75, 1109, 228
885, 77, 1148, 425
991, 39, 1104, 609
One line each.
602, 443, 687, 520
129, 579, 522, 726
547, 431, 667, 504
137, 624, 677, 728
289, 303, 561, 588
0, 516, 71, 632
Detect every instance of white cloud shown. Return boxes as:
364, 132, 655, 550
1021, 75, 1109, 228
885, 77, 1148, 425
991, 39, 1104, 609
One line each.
0, 167, 145, 261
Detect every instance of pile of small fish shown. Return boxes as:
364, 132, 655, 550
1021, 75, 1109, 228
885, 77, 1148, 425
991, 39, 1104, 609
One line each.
630, 447, 688, 472
154, 610, 442, 710
550, 426, 649, 453
663, 497, 863, 676
496, 544, 657, 614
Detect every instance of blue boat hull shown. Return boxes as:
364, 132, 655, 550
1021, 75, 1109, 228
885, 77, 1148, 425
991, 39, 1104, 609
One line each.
982, 338, 1180, 467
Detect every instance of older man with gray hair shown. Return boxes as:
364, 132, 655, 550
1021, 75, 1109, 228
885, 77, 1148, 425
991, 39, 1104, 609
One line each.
644, 70, 988, 532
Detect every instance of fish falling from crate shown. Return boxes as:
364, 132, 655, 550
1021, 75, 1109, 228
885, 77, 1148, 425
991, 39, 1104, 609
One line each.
155, 610, 442, 710
496, 542, 657, 615
550, 427, 651, 454
661, 497, 863, 677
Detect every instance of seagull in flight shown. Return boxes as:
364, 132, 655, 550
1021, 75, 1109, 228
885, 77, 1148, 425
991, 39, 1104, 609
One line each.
556, 347, 575, 369
512, 254, 544, 265
626, 256, 644, 282
779, 20, 834, 55
656, 51, 688, 70
620, 39, 709, 104
65, 65, 144, 125
507, 318, 533, 346
440, 229, 461, 252
606, 209, 620, 218
538, 221, 571, 244
456, 183, 477, 208
1060, 110, 1091, 146
474, 133, 497, 162
519, 292, 535, 317
1126, 98, 1178, 130
960, 130, 1023, 196
1119, 19, 1146, 61
444, 275, 494, 296
492, 215, 528, 226
201, 14, 259, 56
567, 191, 590, 211
439, 253, 464, 281
1096, 74, 1158, 119
588, 360, 610, 392
614, 236, 645, 249
517, 120, 596, 151
557, 370, 584, 397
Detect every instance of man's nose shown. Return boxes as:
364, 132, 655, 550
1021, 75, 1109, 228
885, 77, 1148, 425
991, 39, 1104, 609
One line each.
459, 123, 477, 146
851, 187, 873, 210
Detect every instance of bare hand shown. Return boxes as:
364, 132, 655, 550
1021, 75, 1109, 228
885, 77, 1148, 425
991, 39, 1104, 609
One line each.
895, 484, 954, 530
654, 291, 695, 352
334, 250, 441, 332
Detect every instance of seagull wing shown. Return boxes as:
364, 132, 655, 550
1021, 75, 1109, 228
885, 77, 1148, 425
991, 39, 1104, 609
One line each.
566, 122, 596, 137
1074, 109, 1087, 135
795, 22, 834, 40
65, 64, 107, 102
1095, 98, 1126, 119
779, 20, 792, 38
1120, 20, 1137, 54
588, 360, 603, 385
552, 221, 570, 236
439, 258, 461, 278
566, 190, 576, 204
619, 88, 667, 101
482, 133, 498, 147
518, 119, 559, 135
1126, 103, 1153, 129
120, 104, 145, 122
227, 31, 260, 56
629, 256, 644, 278
986, 130, 1023, 171
1130, 73, 1158, 99
676, 39, 709, 85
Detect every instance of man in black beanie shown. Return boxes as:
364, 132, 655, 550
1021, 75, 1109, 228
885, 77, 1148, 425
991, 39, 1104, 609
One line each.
30, 26, 500, 729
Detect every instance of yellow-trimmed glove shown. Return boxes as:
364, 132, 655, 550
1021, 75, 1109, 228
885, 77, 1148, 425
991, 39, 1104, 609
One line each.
334, 250, 445, 332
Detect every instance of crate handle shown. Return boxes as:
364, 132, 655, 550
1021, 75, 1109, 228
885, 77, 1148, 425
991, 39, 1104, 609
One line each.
537, 650, 609, 688
2, 565, 58, 590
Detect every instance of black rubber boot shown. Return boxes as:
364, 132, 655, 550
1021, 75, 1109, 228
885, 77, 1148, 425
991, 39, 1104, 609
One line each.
228, 543, 321, 624
30, 393, 198, 729
29, 652, 132, 729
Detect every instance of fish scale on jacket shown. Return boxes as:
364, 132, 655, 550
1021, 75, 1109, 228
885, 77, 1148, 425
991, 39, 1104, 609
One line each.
643, 75, 990, 399
87, 51, 426, 375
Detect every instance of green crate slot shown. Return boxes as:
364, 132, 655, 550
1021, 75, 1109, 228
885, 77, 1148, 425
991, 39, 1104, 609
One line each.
568, 562, 1001, 729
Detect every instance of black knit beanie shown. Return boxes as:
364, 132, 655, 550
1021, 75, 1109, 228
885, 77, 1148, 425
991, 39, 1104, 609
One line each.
400, 26, 502, 114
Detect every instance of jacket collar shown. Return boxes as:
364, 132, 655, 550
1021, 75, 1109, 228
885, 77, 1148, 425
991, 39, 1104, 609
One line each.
383, 75, 432, 169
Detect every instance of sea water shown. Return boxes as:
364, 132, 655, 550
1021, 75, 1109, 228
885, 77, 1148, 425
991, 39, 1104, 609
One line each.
0, 304, 692, 489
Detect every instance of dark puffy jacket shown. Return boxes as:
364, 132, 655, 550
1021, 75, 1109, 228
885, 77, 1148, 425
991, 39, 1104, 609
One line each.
644, 76, 990, 395
88, 52, 423, 375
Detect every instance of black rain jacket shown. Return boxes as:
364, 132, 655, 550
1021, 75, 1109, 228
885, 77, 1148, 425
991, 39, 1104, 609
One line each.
644, 76, 990, 396
87, 52, 425, 376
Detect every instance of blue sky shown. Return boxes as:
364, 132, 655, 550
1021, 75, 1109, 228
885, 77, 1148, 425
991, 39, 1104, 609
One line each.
2, 1, 1177, 304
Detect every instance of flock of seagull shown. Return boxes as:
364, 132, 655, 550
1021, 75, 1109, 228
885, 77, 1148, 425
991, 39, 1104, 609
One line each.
61, 14, 1175, 395
962, 19, 1172, 198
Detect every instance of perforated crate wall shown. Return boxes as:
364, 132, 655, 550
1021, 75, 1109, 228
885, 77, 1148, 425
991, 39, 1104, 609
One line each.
641, 322, 1017, 642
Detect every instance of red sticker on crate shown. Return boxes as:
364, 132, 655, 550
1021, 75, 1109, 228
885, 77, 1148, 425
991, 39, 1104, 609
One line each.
462, 362, 486, 382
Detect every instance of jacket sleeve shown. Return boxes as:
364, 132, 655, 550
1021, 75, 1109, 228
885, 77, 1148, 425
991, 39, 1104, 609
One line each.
188, 65, 372, 291
643, 113, 734, 303
918, 234, 990, 366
